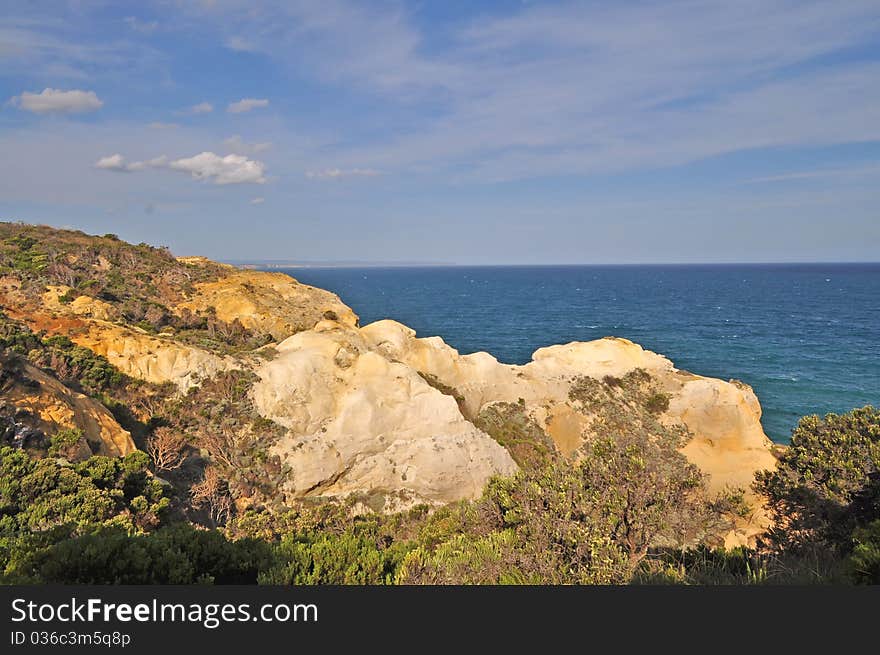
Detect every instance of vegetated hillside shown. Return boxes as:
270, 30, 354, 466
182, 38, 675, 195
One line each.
1, 221, 878, 585
0, 222, 269, 353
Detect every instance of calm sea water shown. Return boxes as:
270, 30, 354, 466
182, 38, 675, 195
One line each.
272, 264, 879, 443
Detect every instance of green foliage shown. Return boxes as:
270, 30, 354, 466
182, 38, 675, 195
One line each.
755, 406, 880, 552
259, 528, 409, 585
473, 399, 557, 469
0, 444, 171, 582
399, 531, 539, 584
2, 234, 49, 274
401, 393, 731, 585
0, 315, 128, 397
162, 370, 286, 510
30, 524, 274, 584
633, 546, 769, 585
48, 428, 84, 458
0, 222, 223, 302
645, 392, 670, 414
32, 335, 126, 395
0, 312, 42, 355
401, 462, 628, 584
848, 519, 880, 584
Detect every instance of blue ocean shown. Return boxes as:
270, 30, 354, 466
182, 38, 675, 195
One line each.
272, 264, 879, 443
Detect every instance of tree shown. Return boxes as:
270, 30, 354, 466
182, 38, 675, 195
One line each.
191, 466, 232, 527
146, 427, 188, 472
579, 433, 727, 569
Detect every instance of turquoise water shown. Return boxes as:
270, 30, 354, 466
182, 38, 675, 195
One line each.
273, 264, 879, 443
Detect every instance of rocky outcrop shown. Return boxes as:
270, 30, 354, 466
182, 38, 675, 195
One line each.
249, 316, 776, 543
1, 360, 135, 457
361, 320, 775, 484
176, 270, 359, 341
253, 320, 518, 510
359, 320, 776, 543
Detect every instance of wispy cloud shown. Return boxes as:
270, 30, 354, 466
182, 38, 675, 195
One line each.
148, 121, 179, 129
181, 0, 880, 181
227, 98, 269, 113
0, 17, 168, 81
10, 88, 103, 113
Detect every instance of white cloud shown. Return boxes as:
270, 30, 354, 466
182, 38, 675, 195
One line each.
224, 135, 272, 154
168, 152, 266, 185
94, 152, 265, 185
11, 88, 103, 114
187, 102, 213, 114
250, 197, 265, 204
305, 168, 381, 180
148, 121, 180, 129
227, 98, 269, 113
127, 156, 168, 171
94, 154, 167, 172
94, 154, 129, 172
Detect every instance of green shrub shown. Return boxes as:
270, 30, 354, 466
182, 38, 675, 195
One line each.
48, 428, 84, 457
0, 445, 171, 582
849, 519, 880, 584
31, 524, 274, 584
645, 392, 670, 414
756, 406, 880, 553
259, 529, 408, 585
473, 399, 557, 469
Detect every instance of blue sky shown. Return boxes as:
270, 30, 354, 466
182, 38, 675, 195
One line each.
1, 0, 879, 264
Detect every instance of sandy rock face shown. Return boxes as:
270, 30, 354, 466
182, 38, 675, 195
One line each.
2, 361, 135, 457
176, 270, 359, 341
253, 317, 776, 540
71, 321, 236, 391
672, 377, 777, 492
253, 321, 518, 509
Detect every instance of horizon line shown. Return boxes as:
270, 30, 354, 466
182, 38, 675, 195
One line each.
222, 259, 880, 268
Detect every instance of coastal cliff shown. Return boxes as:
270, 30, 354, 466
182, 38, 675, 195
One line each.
0, 223, 776, 546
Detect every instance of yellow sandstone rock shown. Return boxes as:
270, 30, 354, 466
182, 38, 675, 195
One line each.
176, 270, 358, 341
3, 361, 135, 457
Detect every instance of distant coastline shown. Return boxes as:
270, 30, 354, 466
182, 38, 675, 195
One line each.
225, 260, 880, 270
